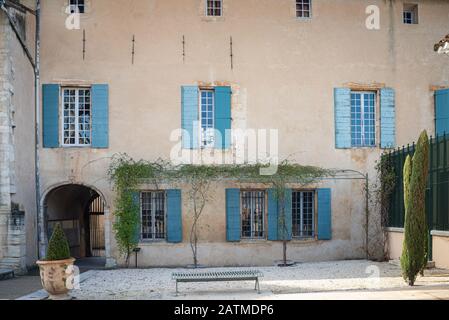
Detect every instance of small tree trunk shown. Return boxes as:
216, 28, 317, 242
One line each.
283, 241, 287, 266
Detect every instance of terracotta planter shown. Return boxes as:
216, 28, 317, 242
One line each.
36, 258, 76, 300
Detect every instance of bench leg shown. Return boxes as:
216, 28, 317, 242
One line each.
255, 279, 261, 294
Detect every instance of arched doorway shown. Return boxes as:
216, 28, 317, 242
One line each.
43, 184, 106, 260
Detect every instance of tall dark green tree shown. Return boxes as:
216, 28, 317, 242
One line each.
46, 223, 71, 261
401, 130, 429, 286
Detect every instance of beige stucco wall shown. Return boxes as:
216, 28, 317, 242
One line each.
387, 230, 449, 270
37, 0, 449, 266
386, 229, 404, 260
432, 235, 449, 269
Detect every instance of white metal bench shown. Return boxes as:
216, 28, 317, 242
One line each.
172, 270, 263, 294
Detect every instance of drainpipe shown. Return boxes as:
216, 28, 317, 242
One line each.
34, 0, 41, 260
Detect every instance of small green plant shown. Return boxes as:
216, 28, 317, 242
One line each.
401, 130, 430, 286
46, 223, 71, 261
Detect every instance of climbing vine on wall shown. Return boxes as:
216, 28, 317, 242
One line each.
108, 153, 332, 267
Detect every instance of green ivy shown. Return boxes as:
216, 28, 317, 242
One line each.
108, 153, 332, 266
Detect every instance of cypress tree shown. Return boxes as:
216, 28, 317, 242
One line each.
401, 130, 429, 286
46, 223, 71, 261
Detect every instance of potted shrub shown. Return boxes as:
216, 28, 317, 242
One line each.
36, 223, 76, 300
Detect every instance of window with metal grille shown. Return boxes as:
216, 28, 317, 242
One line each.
200, 90, 215, 148
62, 88, 91, 146
141, 192, 166, 240
403, 4, 418, 24
351, 92, 376, 147
296, 0, 312, 18
241, 191, 265, 239
206, 0, 222, 17
292, 191, 315, 238
69, 0, 85, 13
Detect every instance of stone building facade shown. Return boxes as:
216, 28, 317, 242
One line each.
1, 0, 449, 269
0, 1, 36, 273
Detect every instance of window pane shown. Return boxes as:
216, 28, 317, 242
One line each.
292, 191, 315, 238
241, 191, 265, 239
351, 92, 376, 147
200, 90, 215, 148
141, 192, 166, 240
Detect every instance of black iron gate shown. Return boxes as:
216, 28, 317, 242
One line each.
88, 196, 105, 257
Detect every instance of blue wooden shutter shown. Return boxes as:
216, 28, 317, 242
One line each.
167, 189, 182, 243
281, 189, 293, 241
435, 89, 449, 136
226, 189, 241, 242
181, 86, 199, 149
214, 86, 232, 149
42, 84, 60, 148
380, 88, 396, 149
91, 84, 109, 148
334, 88, 352, 149
267, 189, 279, 241
317, 188, 332, 240
268, 189, 292, 241
131, 191, 141, 243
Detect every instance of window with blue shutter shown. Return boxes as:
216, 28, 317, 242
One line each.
91, 84, 109, 148
43, 84, 60, 148
214, 86, 232, 149
226, 189, 241, 242
317, 188, 332, 240
334, 88, 352, 149
182, 85, 232, 150
380, 88, 396, 149
166, 189, 182, 243
435, 89, 449, 136
181, 86, 199, 149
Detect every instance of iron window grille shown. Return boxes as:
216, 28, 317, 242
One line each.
206, 0, 222, 17
61, 88, 92, 147
241, 191, 266, 239
350, 91, 376, 147
141, 192, 166, 241
296, 0, 312, 18
69, 0, 85, 14
292, 191, 315, 238
199, 89, 215, 148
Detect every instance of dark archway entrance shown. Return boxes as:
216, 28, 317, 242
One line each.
44, 184, 106, 259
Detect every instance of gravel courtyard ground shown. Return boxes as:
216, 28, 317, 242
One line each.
69, 260, 449, 300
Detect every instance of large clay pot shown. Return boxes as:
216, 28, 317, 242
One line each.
36, 258, 76, 300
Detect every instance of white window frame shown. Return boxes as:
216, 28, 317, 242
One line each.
350, 91, 376, 148
61, 87, 92, 147
296, 0, 312, 19
205, 0, 223, 17
403, 4, 418, 24
199, 89, 215, 149
241, 190, 266, 240
140, 191, 167, 241
69, 0, 85, 14
292, 190, 315, 239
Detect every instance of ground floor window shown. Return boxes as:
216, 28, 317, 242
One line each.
141, 192, 166, 240
292, 191, 315, 238
241, 190, 265, 239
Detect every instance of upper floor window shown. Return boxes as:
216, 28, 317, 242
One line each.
200, 90, 215, 148
403, 4, 418, 24
241, 190, 266, 240
292, 191, 315, 239
296, 0, 312, 18
206, 0, 222, 17
141, 192, 166, 241
351, 92, 376, 147
62, 88, 91, 146
70, 0, 85, 14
